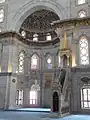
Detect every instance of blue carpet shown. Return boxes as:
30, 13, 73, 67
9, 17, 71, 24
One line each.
59, 115, 90, 120
0, 111, 90, 120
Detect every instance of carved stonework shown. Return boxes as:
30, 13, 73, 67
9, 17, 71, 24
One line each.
30, 70, 39, 80
45, 79, 51, 88
52, 81, 61, 90
81, 77, 90, 83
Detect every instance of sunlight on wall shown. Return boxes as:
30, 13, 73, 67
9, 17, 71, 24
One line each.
72, 54, 76, 67
8, 64, 12, 72
0, 65, 1, 72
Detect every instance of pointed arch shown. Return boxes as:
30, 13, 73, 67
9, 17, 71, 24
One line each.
29, 82, 40, 105
78, 9, 86, 18
31, 53, 39, 69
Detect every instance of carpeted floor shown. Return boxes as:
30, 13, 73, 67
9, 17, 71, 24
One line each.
0, 111, 90, 120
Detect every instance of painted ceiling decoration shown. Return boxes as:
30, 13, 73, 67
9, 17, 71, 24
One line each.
19, 9, 60, 41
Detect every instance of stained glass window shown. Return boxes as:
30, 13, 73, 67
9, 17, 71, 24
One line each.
79, 10, 86, 18
0, 9, 4, 22
79, 36, 89, 65
81, 87, 90, 109
78, 0, 86, 4
18, 51, 25, 72
31, 54, 39, 69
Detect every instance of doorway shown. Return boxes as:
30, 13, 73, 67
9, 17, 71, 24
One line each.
53, 92, 59, 112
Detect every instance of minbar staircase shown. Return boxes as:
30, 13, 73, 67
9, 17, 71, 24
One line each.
59, 67, 71, 116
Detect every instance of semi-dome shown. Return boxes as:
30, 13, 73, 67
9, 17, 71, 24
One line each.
19, 9, 60, 42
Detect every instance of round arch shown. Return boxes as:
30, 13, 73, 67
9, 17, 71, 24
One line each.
12, 0, 66, 32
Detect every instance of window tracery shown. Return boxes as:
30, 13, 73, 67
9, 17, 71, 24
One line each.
18, 51, 25, 73
29, 81, 40, 105
31, 54, 39, 69
79, 36, 89, 65
81, 87, 90, 108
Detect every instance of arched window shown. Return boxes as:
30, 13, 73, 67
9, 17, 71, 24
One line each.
79, 36, 89, 65
33, 34, 38, 41
46, 33, 51, 41
18, 51, 25, 73
31, 54, 39, 69
78, 10, 86, 18
0, 0, 5, 3
46, 54, 52, 69
0, 9, 4, 22
81, 87, 90, 109
29, 80, 40, 105
78, 0, 86, 4
21, 30, 26, 37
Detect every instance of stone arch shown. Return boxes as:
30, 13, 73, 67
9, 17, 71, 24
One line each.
31, 52, 40, 58
12, 0, 66, 32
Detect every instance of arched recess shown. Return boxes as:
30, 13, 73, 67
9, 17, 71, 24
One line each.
53, 91, 59, 112
12, 0, 65, 32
